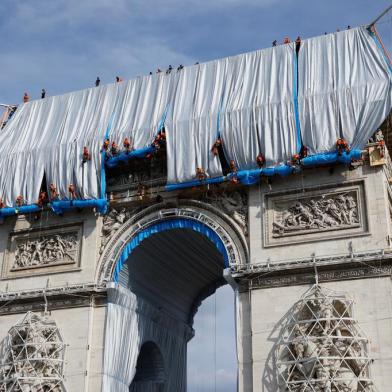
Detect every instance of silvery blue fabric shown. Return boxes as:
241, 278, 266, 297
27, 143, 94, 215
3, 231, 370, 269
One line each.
298, 27, 392, 154
0, 27, 390, 206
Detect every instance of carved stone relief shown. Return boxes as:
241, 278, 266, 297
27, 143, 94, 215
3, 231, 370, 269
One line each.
208, 191, 248, 235
100, 208, 139, 253
0, 311, 67, 392
273, 192, 359, 236
13, 233, 78, 270
265, 184, 367, 246
276, 285, 376, 391
4, 225, 82, 278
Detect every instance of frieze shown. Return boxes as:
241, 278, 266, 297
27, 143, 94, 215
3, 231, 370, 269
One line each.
4, 225, 82, 278
264, 183, 368, 246
12, 233, 78, 270
272, 192, 359, 237
249, 265, 392, 289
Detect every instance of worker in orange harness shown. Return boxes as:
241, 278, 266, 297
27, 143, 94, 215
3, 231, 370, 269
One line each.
82, 147, 91, 163
23, 92, 29, 103
336, 138, 350, 155
230, 160, 239, 184
256, 153, 265, 168
111, 141, 119, 156
123, 138, 132, 153
49, 184, 59, 200
37, 191, 47, 207
211, 138, 221, 156
16, 195, 24, 207
68, 184, 77, 200
196, 167, 207, 181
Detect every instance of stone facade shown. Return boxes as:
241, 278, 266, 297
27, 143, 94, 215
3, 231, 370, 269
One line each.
0, 150, 391, 391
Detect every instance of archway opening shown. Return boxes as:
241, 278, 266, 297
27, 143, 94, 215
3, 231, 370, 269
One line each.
130, 341, 165, 391
111, 223, 237, 391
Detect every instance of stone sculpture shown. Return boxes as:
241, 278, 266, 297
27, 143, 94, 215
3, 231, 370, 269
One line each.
210, 191, 248, 235
276, 285, 376, 391
100, 208, 135, 253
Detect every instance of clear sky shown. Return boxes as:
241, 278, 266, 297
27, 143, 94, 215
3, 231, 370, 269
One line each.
0, 1, 391, 390
0, 0, 391, 105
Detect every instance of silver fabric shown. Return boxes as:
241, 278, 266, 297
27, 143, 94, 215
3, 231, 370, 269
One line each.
0, 26, 390, 206
220, 43, 298, 169
102, 283, 188, 392
298, 27, 392, 154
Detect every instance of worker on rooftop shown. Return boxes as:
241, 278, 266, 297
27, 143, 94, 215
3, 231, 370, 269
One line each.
115, 76, 123, 83
95, 77, 100, 87
23, 92, 29, 103
41, 89, 46, 99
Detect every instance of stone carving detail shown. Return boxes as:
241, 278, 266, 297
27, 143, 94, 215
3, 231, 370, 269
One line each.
12, 233, 78, 270
276, 285, 376, 391
273, 192, 359, 237
209, 191, 248, 235
0, 312, 67, 391
100, 208, 139, 253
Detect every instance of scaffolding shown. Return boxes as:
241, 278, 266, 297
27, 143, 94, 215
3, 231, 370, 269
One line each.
0, 312, 67, 392
275, 284, 376, 391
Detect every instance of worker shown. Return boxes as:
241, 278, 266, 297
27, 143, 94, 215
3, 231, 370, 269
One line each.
49, 184, 59, 199
156, 68, 162, 73
23, 92, 29, 103
95, 77, 100, 87
41, 89, 46, 99
211, 138, 221, 156
283, 37, 291, 44
111, 141, 119, 156
16, 195, 24, 207
115, 76, 123, 83
123, 138, 132, 153
336, 138, 350, 155
68, 184, 77, 199
166, 65, 173, 74
196, 167, 207, 181
37, 191, 47, 207
177, 64, 184, 71
256, 153, 265, 168
272, 40, 277, 47
295, 36, 301, 45
82, 147, 91, 163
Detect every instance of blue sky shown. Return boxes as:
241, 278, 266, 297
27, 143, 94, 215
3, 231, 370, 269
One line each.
0, 1, 391, 390
0, 0, 391, 105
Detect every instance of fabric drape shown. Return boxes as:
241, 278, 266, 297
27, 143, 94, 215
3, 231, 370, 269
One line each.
0, 27, 390, 206
102, 283, 189, 392
298, 27, 392, 155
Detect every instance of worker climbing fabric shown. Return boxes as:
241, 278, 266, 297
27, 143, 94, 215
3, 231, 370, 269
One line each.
298, 27, 392, 155
0, 26, 390, 207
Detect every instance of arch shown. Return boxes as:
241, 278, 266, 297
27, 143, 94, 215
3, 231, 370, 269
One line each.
101, 200, 247, 391
97, 200, 248, 285
130, 341, 165, 390
113, 218, 229, 282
